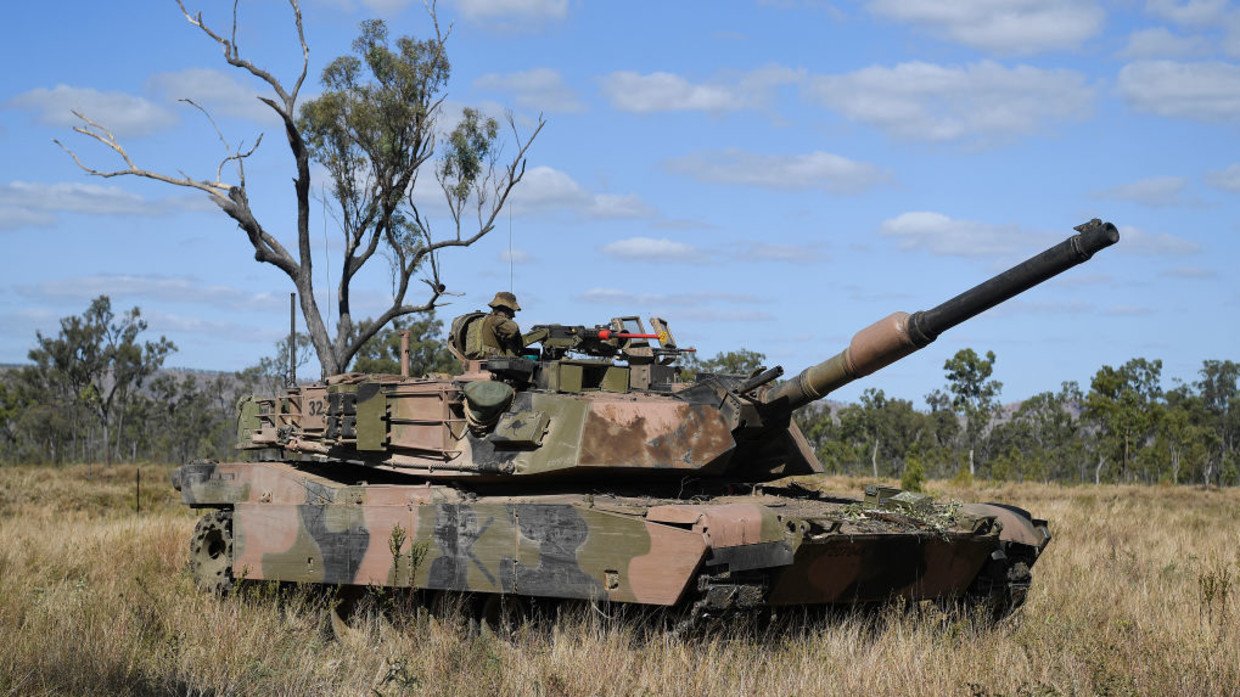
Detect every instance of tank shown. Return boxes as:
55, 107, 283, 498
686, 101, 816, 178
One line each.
173, 219, 1119, 627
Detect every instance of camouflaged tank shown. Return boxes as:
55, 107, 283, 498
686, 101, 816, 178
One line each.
173, 219, 1119, 626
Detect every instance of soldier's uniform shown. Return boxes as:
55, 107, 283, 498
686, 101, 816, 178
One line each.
480, 292, 523, 357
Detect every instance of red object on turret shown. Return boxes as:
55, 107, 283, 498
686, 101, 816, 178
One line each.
595, 329, 661, 340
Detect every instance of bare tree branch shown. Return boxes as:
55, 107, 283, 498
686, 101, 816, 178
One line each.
56, 107, 299, 280
176, 0, 299, 111
178, 98, 263, 187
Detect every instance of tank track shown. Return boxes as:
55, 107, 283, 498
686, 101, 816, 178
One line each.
960, 545, 1035, 622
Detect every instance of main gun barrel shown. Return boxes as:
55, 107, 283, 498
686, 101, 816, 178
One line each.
763, 218, 1120, 411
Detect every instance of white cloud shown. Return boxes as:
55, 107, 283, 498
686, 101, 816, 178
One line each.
1095, 176, 1189, 206
0, 181, 146, 215
1161, 266, 1216, 278
600, 237, 704, 262
1118, 60, 1240, 121
21, 274, 286, 312
577, 288, 771, 321
587, 193, 652, 218
360, 0, 415, 12
666, 149, 888, 194
499, 249, 531, 263
807, 61, 1092, 142
758, 0, 843, 14
474, 68, 583, 113
8, 85, 176, 137
1119, 27, 1213, 58
1116, 225, 1200, 254
0, 207, 54, 230
867, 0, 1105, 55
878, 212, 1030, 257
455, 0, 567, 22
744, 242, 826, 263
0, 181, 205, 229
314, 0, 416, 12
601, 71, 746, 113
1001, 297, 1094, 316
667, 308, 776, 323
1145, 0, 1229, 25
1103, 305, 1156, 316
142, 309, 277, 340
578, 288, 759, 306
1223, 14, 1240, 57
1205, 163, 1240, 191
599, 66, 802, 114
509, 166, 654, 219
148, 68, 277, 123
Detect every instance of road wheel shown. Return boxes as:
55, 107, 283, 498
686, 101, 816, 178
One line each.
963, 553, 1032, 623
478, 593, 532, 637
190, 510, 234, 595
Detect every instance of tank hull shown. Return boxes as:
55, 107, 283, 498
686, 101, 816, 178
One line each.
173, 460, 1046, 613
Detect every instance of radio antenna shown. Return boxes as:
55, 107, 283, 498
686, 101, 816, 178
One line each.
288, 292, 296, 386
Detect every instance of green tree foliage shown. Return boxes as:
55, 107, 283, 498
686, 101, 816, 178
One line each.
900, 454, 927, 492
800, 388, 946, 478
349, 313, 457, 376
1196, 360, 1239, 485
988, 382, 1085, 482
678, 349, 766, 381
0, 380, 21, 447
25, 297, 174, 467
2, 299, 268, 467
935, 349, 1002, 477
1085, 358, 1163, 483
234, 332, 315, 396
1154, 384, 1214, 485
135, 373, 239, 465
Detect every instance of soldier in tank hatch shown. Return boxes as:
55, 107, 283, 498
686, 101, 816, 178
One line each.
481, 291, 524, 357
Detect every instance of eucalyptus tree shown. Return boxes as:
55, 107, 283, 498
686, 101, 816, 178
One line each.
26, 296, 174, 467
58, 1, 543, 376
938, 348, 1003, 477
1196, 360, 1239, 485
349, 312, 456, 376
1084, 358, 1163, 483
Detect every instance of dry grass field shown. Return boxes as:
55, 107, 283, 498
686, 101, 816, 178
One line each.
1, 463, 1236, 696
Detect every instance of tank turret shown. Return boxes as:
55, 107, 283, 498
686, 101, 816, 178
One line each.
172, 219, 1118, 628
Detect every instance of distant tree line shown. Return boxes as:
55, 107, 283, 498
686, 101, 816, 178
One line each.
4, 297, 1236, 487
0, 296, 453, 468
684, 346, 1237, 487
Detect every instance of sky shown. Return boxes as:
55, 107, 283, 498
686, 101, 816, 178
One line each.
2, 0, 1238, 407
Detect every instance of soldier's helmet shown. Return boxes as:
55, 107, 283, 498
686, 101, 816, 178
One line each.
488, 291, 521, 312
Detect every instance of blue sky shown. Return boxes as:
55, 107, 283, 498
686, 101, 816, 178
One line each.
2, 0, 1237, 406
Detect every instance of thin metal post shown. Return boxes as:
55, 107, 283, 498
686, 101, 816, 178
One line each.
289, 292, 297, 386
400, 330, 411, 378
135, 468, 141, 515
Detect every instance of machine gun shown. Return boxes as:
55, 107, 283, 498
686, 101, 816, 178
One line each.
523, 316, 693, 363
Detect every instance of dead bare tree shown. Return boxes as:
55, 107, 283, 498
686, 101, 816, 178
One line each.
57, 0, 543, 376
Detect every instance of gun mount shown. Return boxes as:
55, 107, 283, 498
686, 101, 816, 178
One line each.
172, 218, 1117, 629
